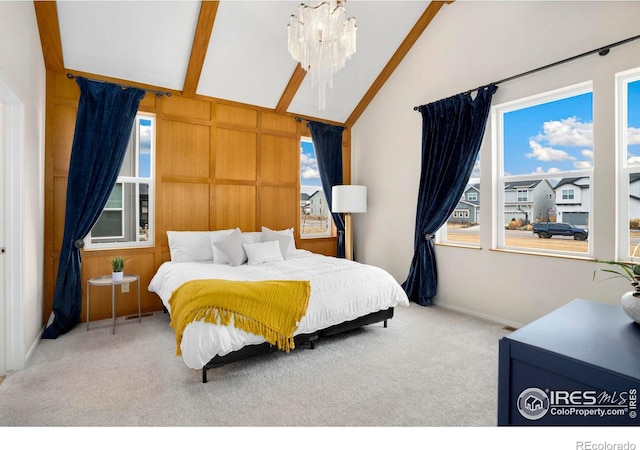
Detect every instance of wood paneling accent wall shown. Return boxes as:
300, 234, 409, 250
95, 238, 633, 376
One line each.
43, 71, 348, 325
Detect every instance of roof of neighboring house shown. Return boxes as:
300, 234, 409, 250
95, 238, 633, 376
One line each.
455, 200, 479, 209
555, 177, 590, 189
309, 190, 324, 199
301, 193, 310, 201
504, 180, 543, 190
630, 173, 640, 184
465, 183, 480, 192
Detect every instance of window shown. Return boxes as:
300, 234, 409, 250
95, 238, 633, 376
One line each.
440, 157, 481, 247
86, 114, 155, 249
300, 137, 332, 238
495, 82, 593, 256
517, 190, 529, 202
617, 69, 640, 259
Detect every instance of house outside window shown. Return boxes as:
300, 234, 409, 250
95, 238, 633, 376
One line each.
494, 82, 593, 256
467, 192, 478, 202
562, 189, 575, 200
300, 137, 332, 238
86, 114, 155, 249
617, 69, 640, 259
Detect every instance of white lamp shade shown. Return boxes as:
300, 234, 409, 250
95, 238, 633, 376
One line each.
332, 185, 367, 213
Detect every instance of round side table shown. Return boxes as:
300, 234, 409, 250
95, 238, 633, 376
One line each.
86, 274, 141, 334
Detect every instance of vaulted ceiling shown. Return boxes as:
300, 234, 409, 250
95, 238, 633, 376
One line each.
34, 0, 452, 126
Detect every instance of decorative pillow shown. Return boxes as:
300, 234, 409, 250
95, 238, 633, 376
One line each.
261, 226, 296, 257
211, 229, 237, 264
167, 231, 216, 262
242, 231, 263, 245
243, 240, 284, 266
212, 228, 247, 266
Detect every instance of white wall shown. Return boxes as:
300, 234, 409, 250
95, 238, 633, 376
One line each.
352, 1, 640, 327
0, 1, 46, 370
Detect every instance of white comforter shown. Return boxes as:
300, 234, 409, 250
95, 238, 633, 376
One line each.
148, 250, 409, 369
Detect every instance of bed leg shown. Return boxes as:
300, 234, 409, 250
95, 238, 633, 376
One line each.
384, 319, 388, 328
202, 368, 208, 383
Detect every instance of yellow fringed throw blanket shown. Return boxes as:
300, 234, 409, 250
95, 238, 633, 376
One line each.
168, 279, 311, 356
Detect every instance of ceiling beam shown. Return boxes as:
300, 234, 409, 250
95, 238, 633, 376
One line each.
34, 1, 65, 73
183, 0, 219, 98
275, 63, 307, 114
345, 1, 453, 128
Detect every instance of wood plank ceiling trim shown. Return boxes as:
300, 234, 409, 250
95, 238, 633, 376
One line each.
345, 0, 453, 128
275, 63, 307, 114
34, 0, 65, 73
183, 0, 219, 97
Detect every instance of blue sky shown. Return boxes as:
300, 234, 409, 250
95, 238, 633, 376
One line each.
300, 138, 323, 195
502, 80, 640, 177
139, 118, 152, 178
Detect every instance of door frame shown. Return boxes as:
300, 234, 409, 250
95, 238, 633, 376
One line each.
0, 73, 25, 375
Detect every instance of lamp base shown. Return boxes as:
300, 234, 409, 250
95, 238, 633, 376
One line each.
345, 213, 353, 261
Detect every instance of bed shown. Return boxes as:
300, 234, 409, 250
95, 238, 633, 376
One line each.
148, 227, 410, 382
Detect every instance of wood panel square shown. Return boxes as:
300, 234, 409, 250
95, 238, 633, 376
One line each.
261, 134, 298, 184
215, 128, 257, 181
260, 186, 297, 231
159, 121, 211, 178
215, 184, 256, 231
161, 182, 210, 241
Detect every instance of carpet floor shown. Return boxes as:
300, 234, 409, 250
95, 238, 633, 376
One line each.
0, 302, 510, 427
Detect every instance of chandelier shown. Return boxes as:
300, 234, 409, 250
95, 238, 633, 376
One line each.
288, 0, 357, 110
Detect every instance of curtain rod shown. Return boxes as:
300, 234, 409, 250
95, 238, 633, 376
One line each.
66, 73, 172, 97
295, 116, 348, 129
413, 33, 640, 111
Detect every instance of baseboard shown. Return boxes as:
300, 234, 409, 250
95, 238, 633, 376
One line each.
435, 301, 525, 330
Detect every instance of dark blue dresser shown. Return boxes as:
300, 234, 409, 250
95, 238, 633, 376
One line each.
497, 298, 640, 426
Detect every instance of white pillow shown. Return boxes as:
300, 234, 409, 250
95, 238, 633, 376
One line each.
167, 231, 215, 262
243, 240, 284, 266
211, 228, 237, 264
261, 226, 296, 257
212, 228, 247, 266
242, 231, 262, 244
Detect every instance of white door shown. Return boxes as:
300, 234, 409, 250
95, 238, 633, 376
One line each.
0, 101, 5, 376
0, 76, 24, 375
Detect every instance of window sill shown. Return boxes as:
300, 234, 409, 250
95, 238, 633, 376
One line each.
489, 247, 595, 262
435, 242, 482, 250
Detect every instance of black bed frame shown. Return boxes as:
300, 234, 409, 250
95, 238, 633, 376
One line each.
200, 307, 395, 383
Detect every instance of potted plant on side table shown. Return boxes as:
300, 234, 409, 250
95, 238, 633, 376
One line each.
593, 257, 640, 323
110, 256, 126, 282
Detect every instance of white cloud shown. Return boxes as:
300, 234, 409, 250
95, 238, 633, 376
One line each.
628, 156, 640, 165
628, 127, 640, 145
574, 160, 592, 169
535, 116, 593, 147
300, 150, 320, 179
581, 149, 594, 160
301, 167, 320, 179
526, 140, 576, 162
535, 166, 562, 174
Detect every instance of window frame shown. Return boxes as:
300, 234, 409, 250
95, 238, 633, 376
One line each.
616, 68, 640, 260
300, 136, 334, 239
493, 81, 594, 257
85, 113, 155, 250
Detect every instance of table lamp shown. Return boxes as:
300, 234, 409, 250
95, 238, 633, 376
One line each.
332, 185, 367, 260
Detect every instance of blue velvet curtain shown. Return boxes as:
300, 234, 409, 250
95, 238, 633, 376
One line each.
307, 121, 346, 258
42, 78, 145, 339
402, 84, 498, 306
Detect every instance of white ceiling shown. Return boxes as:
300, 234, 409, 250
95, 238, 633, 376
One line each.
54, 0, 433, 124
